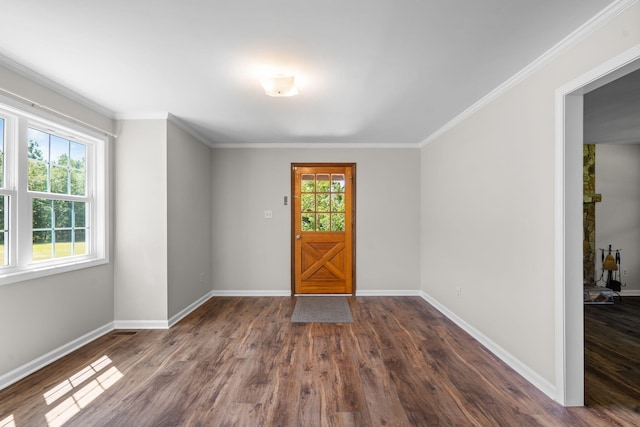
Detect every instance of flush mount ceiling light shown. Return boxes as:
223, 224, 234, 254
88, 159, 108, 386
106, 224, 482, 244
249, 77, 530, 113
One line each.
259, 74, 298, 97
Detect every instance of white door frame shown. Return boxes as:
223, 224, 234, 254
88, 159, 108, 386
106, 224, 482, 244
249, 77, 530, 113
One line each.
554, 44, 640, 406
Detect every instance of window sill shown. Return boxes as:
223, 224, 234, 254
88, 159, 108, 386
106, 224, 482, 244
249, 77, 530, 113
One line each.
0, 257, 109, 286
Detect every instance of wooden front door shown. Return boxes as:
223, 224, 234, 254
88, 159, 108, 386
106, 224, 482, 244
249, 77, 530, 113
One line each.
292, 163, 355, 295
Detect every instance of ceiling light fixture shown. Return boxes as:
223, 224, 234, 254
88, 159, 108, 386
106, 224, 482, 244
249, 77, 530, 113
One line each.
259, 74, 298, 97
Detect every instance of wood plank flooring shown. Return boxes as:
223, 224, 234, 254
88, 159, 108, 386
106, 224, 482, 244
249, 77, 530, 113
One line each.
1, 296, 638, 426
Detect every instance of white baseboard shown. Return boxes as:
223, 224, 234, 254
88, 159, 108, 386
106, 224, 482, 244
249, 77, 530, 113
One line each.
621, 289, 640, 297
169, 291, 215, 327
356, 289, 421, 296
419, 291, 557, 400
112, 320, 169, 329
0, 322, 114, 391
211, 289, 423, 297
211, 290, 291, 297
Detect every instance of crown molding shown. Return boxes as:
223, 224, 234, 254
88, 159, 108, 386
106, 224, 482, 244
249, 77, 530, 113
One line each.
419, 0, 640, 148
210, 141, 420, 149
114, 112, 170, 121
0, 52, 116, 119
166, 113, 217, 148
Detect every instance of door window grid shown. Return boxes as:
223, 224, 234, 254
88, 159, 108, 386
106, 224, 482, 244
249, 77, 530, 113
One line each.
300, 173, 346, 232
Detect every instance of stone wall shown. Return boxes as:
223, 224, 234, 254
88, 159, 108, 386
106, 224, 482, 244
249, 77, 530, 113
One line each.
583, 144, 601, 285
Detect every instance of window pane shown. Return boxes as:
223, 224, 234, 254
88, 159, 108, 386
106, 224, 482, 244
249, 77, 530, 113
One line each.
50, 135, 69, 166
316, 174, 330, 192
0, 231, 5, 266
317, 213, 330, 231
28, 159, 48, 192
33, 230, 52, 261
0, 118, 4, 188
70, 169, 85, 196
0, 195, 6, 266
74, 230, 87, 255
331, 174, 345, 192
301, 174, 315, 192
331, 213, 345, 231
301, 213, 315, 231
54, 200, 72, 228
331, 193, 344, 212
0, 195, 5, 230
33, 199, 53, 229
70, 141, 85, 171
54, 230, 72, 257
317, 194, 330, 212
28, 128, 49, 161
301, 194, 315, 212
50, 165, 69, 194
74, 202, 86, 227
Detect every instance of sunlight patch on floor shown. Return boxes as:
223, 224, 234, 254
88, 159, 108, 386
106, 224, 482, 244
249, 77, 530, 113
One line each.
43, 356, 123, 427
0, 414, 15, 427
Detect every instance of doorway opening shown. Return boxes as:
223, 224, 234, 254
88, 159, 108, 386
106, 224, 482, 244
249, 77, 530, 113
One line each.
556, 45, 640, 406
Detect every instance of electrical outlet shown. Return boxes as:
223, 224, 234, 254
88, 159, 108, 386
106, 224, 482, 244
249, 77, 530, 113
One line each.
456, 287, 462, 297
623, 269, 628, 276
264, 210, 273, 219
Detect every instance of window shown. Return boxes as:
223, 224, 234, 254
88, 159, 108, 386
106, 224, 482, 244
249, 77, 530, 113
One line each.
0, 101, 108, 285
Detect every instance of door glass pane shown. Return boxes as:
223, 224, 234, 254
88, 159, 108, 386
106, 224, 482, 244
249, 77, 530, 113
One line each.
317, 213, 330, 231
331, 213, 345, 231
317, 194, 330, 212
301, 213, 315, 231
301, 194, 315, 212
316, 174, 330, 192
331, 193, 344, 212
331, 174, 345, 192
301, 174, 315, 192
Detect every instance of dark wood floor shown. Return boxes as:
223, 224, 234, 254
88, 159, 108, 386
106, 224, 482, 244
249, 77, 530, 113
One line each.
1, 296, 639, 426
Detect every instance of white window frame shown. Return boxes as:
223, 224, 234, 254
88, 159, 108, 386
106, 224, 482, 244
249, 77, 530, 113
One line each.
0, 99, 108, 286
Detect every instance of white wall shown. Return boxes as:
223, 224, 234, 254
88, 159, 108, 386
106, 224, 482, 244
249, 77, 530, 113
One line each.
0, 64, 114, 378
114, 119, 168, 323
420, 2, 640, 394
167, 122, 213, 318
596, 144, 640, 293
211, 147, 421, 293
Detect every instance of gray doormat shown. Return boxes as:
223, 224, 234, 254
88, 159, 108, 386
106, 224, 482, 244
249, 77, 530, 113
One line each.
291, 296, 354, 323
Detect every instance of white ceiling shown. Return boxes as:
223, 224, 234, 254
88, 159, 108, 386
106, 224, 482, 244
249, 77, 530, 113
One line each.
0, 0, 617, 146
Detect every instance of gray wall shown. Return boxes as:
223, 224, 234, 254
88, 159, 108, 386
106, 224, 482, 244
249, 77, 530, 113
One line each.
0, 64, 114, 377
211, 147, 421, 293
114, 119, 168, 323
167, 122, 213, 318
420, 1, 640, 394
596, 144, 640, 293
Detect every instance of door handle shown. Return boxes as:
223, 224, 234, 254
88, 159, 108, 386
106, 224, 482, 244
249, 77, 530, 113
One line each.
296, 235, 301, 240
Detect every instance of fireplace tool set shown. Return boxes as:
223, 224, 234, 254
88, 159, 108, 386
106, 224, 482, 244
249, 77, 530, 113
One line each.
597, 244, 625, 295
